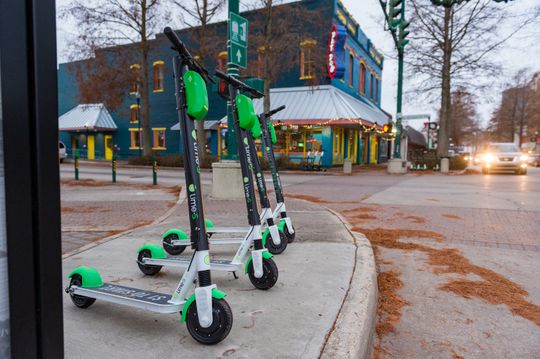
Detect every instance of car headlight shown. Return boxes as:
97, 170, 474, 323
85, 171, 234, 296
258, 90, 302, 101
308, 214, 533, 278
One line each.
520, 154, 528, 162
484, 154, 494, 163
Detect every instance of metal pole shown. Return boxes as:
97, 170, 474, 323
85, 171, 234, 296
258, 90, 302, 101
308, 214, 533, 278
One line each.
74, 151, 79, 180
152, 158, 158, 185
137, 95, 142, 157
225, 0, 240, 160
112, 155, 117, 183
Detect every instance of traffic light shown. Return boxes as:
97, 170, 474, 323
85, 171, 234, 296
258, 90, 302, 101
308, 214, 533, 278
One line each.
383, 123, 393, 133
398, 19, 410, 49
217, 78, 229, 99
388, 0, 403, 30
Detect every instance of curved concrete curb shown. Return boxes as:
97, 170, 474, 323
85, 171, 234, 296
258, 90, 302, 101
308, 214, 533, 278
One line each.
320, 209, 378, 359
62, 186, 186, 259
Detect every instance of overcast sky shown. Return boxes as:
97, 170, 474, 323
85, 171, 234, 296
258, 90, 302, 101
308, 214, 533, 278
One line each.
56, 0, 540, 129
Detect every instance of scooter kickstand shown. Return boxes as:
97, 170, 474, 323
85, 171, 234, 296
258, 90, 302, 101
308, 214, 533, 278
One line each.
232, 271, 239, 279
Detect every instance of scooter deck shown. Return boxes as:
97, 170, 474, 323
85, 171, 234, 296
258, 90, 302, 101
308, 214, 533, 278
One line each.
70, 283, 183, 314
143, 256, 243, 272
171, 237, 244, 246
208, 226, 250, 234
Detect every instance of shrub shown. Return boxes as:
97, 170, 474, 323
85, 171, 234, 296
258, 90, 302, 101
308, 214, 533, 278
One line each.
128, 154, 183, 167
449, 155, 468, 171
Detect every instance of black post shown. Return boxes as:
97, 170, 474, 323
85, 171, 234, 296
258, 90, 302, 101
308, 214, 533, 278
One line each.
0, 0, 64, 357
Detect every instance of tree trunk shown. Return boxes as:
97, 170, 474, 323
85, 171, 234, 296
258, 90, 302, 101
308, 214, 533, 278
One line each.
140, 0, 152, 156
437, 6, 452, 158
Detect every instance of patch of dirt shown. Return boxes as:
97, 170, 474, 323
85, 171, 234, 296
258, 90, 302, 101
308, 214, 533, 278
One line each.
61, 206, 106, 214
356, 227, 540, 326
61, 179, 181, 196
403, 215, 427, 224
341, 206, 376, 214
347, 214, 377, 224
426, 198, 440, 202
442, 213, 463, 220
62, 179, 110, 187
285, 193, 357, 204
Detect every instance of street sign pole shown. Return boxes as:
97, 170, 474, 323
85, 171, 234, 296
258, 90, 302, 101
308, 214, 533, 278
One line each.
393, 1, 406, 160
225, 0, 241, 160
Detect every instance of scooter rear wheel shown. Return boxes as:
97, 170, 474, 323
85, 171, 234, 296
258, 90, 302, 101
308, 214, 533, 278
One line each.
185, 297, 233, 345
266, 230, 288, 255
137, 250, 163, 276
69, 275, 96, 309
163, 234, 187, 255
247, 258, 279, 290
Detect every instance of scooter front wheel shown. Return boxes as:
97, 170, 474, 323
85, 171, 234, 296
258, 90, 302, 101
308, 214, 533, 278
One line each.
137, 250, 163, 276
247, 258, 279, 290
69, 275, 96, 309
163, 234, 187, 255
185, 298, 233, 345
266, 230, 288, 255
284, 224, 295, 243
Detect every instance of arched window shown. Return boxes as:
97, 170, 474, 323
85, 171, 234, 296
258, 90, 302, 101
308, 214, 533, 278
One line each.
348, 54, 354, 87
300, 39, 317, 80
359, 62, 366, 95
129, 64, 140, 94
153, 61, 164, 92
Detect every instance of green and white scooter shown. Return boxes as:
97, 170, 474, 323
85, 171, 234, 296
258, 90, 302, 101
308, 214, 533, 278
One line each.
258, 106, 296, 242
64, 27, 233, 345
137, 69, 279, 290
160, 94, 288, 256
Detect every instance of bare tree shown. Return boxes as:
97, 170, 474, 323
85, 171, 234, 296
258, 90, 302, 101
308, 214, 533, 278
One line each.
244, 0, 328, 113
446, 86, 480, 146
406, 0, 539, 157
488, 69, 538, 144
172, 0, 226, 159
61, 0, 169, 156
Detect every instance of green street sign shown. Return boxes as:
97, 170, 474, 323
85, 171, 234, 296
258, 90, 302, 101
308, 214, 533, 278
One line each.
229, 12, 248, 47
230, 42, 247, 68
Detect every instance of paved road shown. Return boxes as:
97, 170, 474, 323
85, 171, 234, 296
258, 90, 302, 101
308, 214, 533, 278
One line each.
284, 166, 540, 358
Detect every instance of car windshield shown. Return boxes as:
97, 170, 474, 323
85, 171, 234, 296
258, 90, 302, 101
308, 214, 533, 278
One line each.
487, 144, 520, 153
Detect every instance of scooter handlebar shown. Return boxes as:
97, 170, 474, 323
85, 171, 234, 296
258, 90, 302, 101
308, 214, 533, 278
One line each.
163, 27, 213, 83
265, 105, 286, 118
214, 70, 264, 99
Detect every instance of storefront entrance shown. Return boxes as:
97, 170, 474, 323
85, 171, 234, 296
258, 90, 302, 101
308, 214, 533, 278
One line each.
104, 135, 113, 160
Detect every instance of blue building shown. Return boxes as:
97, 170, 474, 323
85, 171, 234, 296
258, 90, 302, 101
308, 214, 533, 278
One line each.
58, 0, 391, 166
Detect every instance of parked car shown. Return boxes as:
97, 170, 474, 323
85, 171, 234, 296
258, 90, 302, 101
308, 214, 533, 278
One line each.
476, 143, 528, 175
526, 153, 540, 167
59, 141, 67, 163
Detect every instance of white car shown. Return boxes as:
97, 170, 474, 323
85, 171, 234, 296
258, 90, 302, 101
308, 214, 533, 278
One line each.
59, 141, 67, 163
477, 143, 528, 175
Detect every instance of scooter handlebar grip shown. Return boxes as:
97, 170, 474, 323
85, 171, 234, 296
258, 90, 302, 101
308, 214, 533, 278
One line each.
267, 105, 286, 117
164, 27, 187, 56
214, 70, 264, 99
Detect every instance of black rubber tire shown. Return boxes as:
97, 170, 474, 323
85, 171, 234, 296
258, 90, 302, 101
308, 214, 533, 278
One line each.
520, 169, 527, 175
162, 234, 187, 256
247, 257, 279, 290
482, 168, 489, 175
185, 297, 233, 345
137, 249, 163, 276
69, 275, 96, 309
266, 230, 287, 255
283, 223, 295, 243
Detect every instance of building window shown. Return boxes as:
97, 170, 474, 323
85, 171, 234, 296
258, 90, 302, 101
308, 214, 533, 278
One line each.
129, 128, 142, 149
153, 128, 166, 150
348, 55, 354, 87
300, 39, 317, 80
374, 78, 379, 103
130, 64, 140, 94
130, 104, 139, 123
153, 61, 164, 92
370, 74, 374, 101
217, 51, 227, 72
359, 63, 366, 95
257, 47, 265, 78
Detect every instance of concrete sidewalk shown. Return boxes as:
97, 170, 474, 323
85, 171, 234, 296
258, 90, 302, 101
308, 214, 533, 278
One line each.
62, 192, 372, 358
